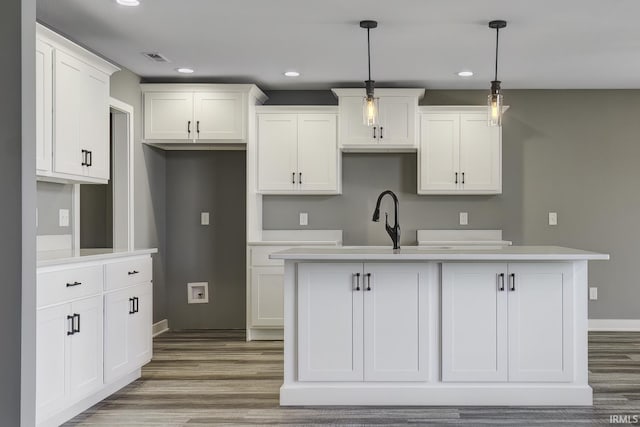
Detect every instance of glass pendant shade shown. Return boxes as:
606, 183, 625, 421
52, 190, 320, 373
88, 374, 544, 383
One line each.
363, 95, 379, 126
488, 91, 503, 127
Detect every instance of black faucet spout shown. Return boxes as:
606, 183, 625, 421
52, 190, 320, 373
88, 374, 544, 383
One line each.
372, 190, 401, 250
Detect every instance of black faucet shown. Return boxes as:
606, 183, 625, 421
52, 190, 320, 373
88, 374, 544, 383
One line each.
372, 190, 401, 250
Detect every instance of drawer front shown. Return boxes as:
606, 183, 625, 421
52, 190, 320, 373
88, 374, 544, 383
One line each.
105, 256, 152, 291
250, 246, 290, 267
38, 265, 103, 308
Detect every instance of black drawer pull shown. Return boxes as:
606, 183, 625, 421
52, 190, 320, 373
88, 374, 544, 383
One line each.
128, 270, 139, 275
66, 281, 82, 287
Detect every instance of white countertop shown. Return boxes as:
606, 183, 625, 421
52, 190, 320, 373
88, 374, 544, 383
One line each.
37, 248, 158, 268
270, 246, 610, 261
248, 229, 342, 246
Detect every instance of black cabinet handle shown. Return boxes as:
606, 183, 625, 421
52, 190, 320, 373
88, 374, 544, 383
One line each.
299, 172, 302, 184
498, 273, 505, 291
129, 297, 135, 314
455, 172, 458, 184
365, 273, 372, 291
292, 172, 295, 184
196, 120, 200, 135
66, 281, 82, 287
88, 150, 93, 167
67, 315, 75, 335
81, 149, 87, 166
187, 120, 191, 135
128, 270, 139, 276
462, 172, 465, 184
380, 126, 384, 139
509, 273, 516, 291
373, 126, 377, 139
73, 313, 80, 334
353, 273, 361, 291
134, 297, 139, 313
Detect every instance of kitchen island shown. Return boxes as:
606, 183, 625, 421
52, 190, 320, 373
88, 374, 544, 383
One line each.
271, 246, 608, 406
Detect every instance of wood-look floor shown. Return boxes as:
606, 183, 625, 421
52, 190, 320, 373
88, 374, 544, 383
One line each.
66, 331, 640, 426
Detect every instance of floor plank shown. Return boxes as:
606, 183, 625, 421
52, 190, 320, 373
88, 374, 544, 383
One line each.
65, 331, 640, 426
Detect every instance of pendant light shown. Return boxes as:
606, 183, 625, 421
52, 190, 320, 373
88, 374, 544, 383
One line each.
360, 20, 379, 127
488, 20, 507, 127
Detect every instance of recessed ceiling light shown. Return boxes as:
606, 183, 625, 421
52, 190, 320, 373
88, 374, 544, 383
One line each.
457, 71, 474, 77
176, 68, 194, 74
284, 71, 300, 77
116, 0, 140, 6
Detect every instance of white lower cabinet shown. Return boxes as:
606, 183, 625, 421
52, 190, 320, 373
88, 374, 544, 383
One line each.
442, 262, 574, 383
297, 263, 431, 382
104, 283, 153, 383
36, 295, 103, 423
250, 267, 284, 327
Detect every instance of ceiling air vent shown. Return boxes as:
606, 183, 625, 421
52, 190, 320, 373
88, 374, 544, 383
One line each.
142, 52, 170, 63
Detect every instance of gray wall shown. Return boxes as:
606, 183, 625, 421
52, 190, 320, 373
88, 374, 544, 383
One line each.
37, 181, 73, 236
263, 89, 640, 319
80, 183, 113, 248
166, 151, 246, 329
110, 69, 168, 323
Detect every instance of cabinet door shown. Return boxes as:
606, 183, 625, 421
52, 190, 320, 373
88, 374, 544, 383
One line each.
143, 92, 194, 140
104, 287, 133, 383
129, 283, 153, 367
257, 114, 298, 192
363, 263, 431, 381
68, 295, 103, 401
298, 263, 364, 381
82, 66, 111, 180
378, 96, 415, 146
54, 50, 85, 176
459, 113, 501, 193
419, 114, 460, 192
338, 96, 375, 146
442, 263, 508, 382
250, 267, 284, 327
194, 92, 244, 140
507, 263, 574, 382
36, 304, 69, 423
297, 114, 338, 192
36, 39, 53, 174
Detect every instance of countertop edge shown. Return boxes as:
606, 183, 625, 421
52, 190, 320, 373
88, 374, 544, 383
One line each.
247, 241, 341, 246
37, 248, 158, 268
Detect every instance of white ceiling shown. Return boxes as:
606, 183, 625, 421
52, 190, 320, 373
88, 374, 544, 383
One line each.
36, 0, 640, 90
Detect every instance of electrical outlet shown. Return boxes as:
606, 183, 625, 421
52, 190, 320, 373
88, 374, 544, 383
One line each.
201, 212, 210, 226
549, 212, 558, 226
459, 212, 468, 226
299, 212, 308, 226
589, 287, 598, 301
187, 282, 209, 304
59, 209, 69, 227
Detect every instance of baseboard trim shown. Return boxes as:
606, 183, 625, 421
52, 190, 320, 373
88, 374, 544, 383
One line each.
247, 328, 283, 341
152, 319, 169, 337
589, 319, 640, 331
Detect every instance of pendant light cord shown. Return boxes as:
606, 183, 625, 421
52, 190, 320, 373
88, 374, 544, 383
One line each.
494, 27, 499, 81
367, 27, 372, 81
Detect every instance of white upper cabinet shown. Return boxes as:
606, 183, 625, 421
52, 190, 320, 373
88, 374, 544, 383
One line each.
257, 108, 339, 195
419, 107, 503, 195
36, 39, 53, 174
142, 84, 266, 144
332, 88, 424, 151
37, 24, 119, 185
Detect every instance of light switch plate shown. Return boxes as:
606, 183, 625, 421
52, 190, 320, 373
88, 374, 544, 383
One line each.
589, 287, 598, 300
59, 209, 69, 227
459, 212, 468, 226
549, 212, 558, 226
201, 212, 210, 226
299, 212, 308, 226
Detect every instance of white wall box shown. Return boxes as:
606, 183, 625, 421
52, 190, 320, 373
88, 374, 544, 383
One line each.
441, 262, 574, 383
36, 24, 120, 185
141, 84, 267, 148
257, 107, 340, 194
297, 262, 433, 382
331, 88, 425, 151
36, 253, 154, 427
418, 106, 504, 194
